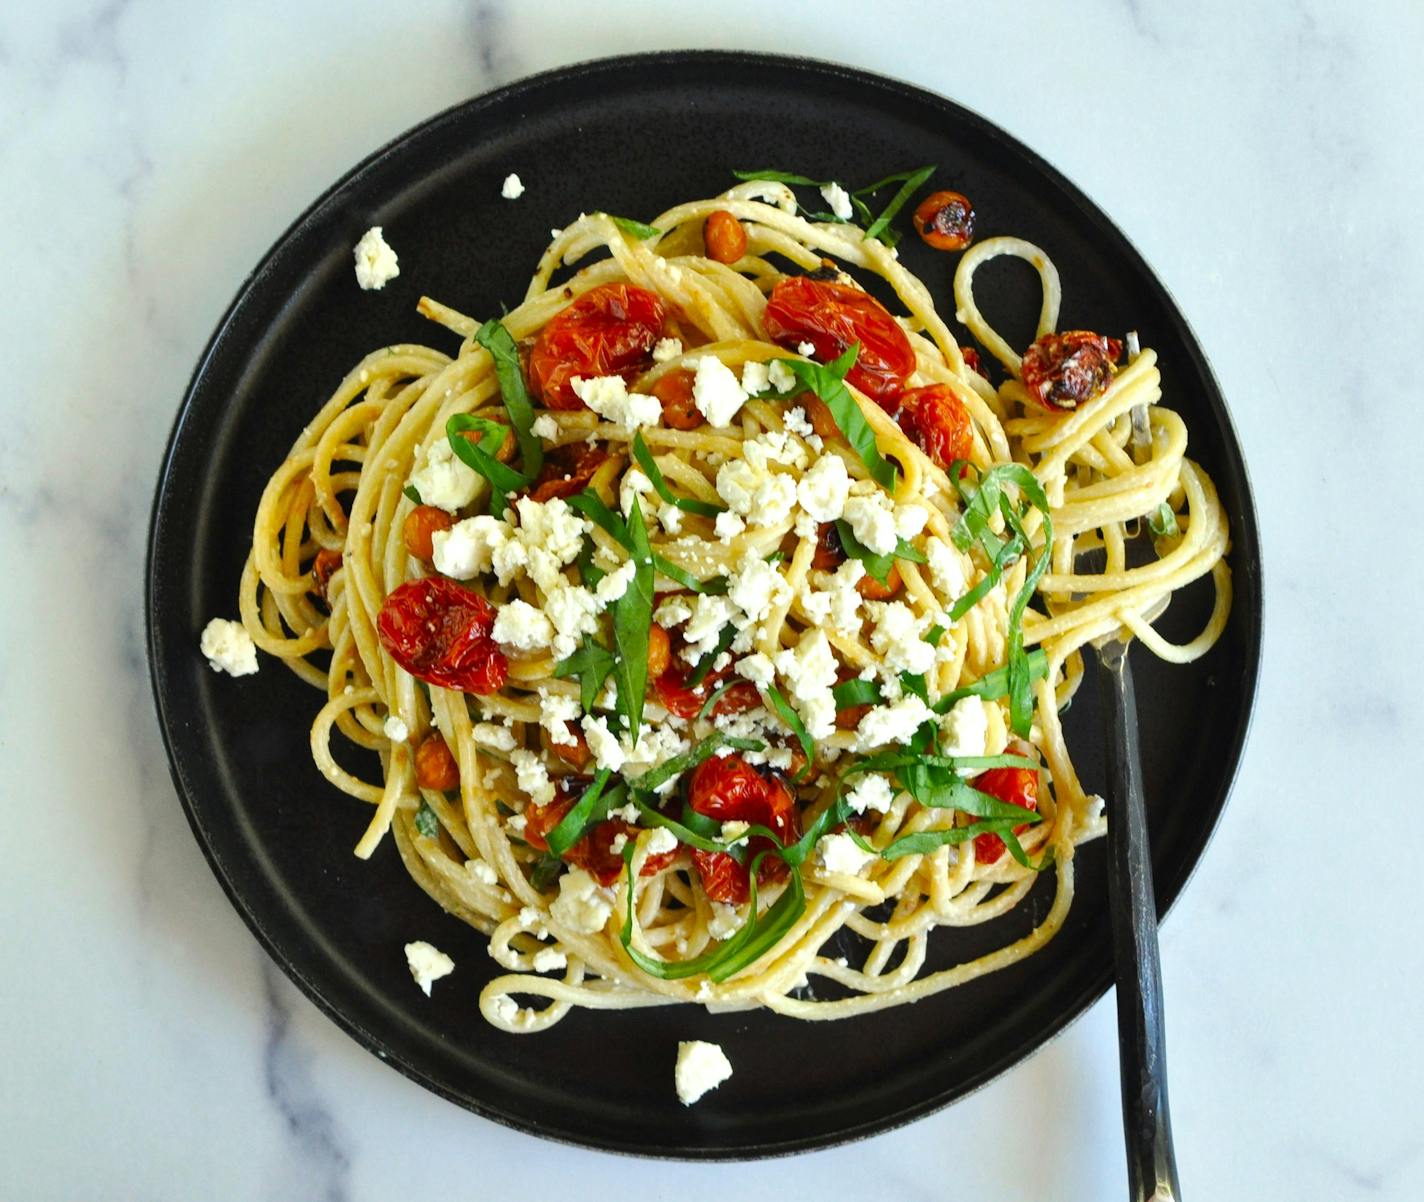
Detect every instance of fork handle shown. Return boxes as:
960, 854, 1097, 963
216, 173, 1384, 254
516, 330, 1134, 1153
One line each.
1097, 645, 1182, 1202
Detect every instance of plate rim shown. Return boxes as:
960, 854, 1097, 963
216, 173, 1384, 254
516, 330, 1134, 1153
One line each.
145, 47, 1263, 1159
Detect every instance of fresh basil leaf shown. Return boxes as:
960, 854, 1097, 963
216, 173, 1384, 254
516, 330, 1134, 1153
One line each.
530, 853, 564, 891
653, 558, 729, 595
446, 414, 527, 518
547, 770, 620, 857
473, 318, 543, 481
762, 684, 813, 780
608, 214, 662, 239
862, 164, 934, 244
626, 798, 725, 855
763, 550, 787, 564
831, 678, 881, 710
900, 672, 929, 702
878, 820, 1005, 860
1000, 828, 1055, 872
677, 802, 722, 841
685, 624, 736, 689
575, 534, 605, 590
630, 732, 765, 798
632, 432, 725, 517
696, 679, 742, 719
402, 484, 423, 505
414, 802, 439, 839
933, 648, 1049, 713
571, 489, 726, 594
925, 624, 946, 647
834, 518, 926, 583
996, 493, 1053, 738
776, 346, 896, 492
612, 498, 655, 740
1148, 502, 1179, 537
851, 166, 934, 197
554, 635, 616, 714
731, 168, 827, 186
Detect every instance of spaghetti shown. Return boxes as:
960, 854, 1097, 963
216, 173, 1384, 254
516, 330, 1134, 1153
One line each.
236, 176, 1231, 1033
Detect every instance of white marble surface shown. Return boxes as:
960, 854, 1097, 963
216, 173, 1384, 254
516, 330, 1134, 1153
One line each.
3, 1, 1420, 1198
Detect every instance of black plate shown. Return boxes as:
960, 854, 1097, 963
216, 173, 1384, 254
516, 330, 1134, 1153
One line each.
146, 51, 1261, 1159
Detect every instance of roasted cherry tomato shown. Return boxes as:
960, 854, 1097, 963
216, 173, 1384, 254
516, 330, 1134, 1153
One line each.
414, 732, 460, 791
833, 668, 873, 732
762, 276, 915, 410
401, 505, 454, 560
856, 562, 902, 600
527, 283, 666, 410
376, 577, 508, 694
960, 346, 983, 376
310, 548, 343, 604
530, 442, 610, 502
524, 779, 678, 887
811, 521, 846, 570
687, 753, 799, 904
1020, 330, 1123, 412
912, 190, 976, 251
649, 369, 704, 430
897, 383, 975, 471
970, 763, 1040, 864
652, 662, 760, 722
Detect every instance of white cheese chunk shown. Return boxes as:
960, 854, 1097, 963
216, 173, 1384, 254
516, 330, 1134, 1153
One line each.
531, 413, 558, 439
843, 490, 898, 555
740, 360, 770, 395
869, 601, 936, 675
796, 340, 817, 358
581, 714, 626, 773
353, 226, 399, 290
537, 688, 581, 746
796, 452, 851, 523
940, 695, 991, 760
820, 181, 853, 220
652, 337, 683, 362
199, 618, 259, 677
492, 599, 555, 652
571, 374, 661, 429
816, 832, 875, 876
472, 722, 517, 752
411, 437, 479, 513
510, 748, 556, 805
532, 947, 567, 973
645, 826, 679, 857
501, 172, 525, 199
771, 629, 838, 739
403, 940, 454, 996
382, 716, 409, 744
675, 1040, 733, 1106
550, 868, 614, 934
768, 360, 797, 393
854, 695, 935, 752
845, 772, 896, 814
691, 356, 749, 427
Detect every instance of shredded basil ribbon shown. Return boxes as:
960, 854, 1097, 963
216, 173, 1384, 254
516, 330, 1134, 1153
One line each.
631, 432, 725, 518
949, 464, 1054, 738
546, 769, 621, 857
414, 802, 439, 839
611, 497, 655, 740
607, 214, 662, 240
446, 413, 524, 518
1148, 502, 1179, 537
731, 166, 935, 247
553, 635, 616, 712
932, 647, 1049, 714
834, 517, 926, 583
402, 484, 423, 505
473, 319, 543, 482
858, 165, 935, 244
762, 683, 813, 780
568, 490, 729, 594
629, 732, 765, 798
774, 344, 898, 492
685, 624, 736, 689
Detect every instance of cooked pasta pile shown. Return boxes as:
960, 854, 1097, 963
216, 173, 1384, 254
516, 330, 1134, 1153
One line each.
237, 177, 1230, 1032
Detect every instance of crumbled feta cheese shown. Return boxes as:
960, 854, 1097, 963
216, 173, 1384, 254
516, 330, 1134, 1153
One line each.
657, 503, 683, 535
619, 467, 654, 519
925, 536, 967, 605
353, 226, 399, 290
510, 748, 555, 805
707, 902, 743, 940
740, 361, 770, 395
652, 337, 683, 363
825, 559, 866, 632
646, 826, 679, 857
610, 832, 629, 855
675, 1040, 733, 1106
411, 437, 479, 513
735, 652, 775, 688
472, 722, 517, 752
895, 502, 930, 541
571, 374, 661, 429
469, 859, 498, 885
403, 940, 454, 996
581, 714, 626, 772
820, 181, 853, 220
492, 599, 555, 652
846, 772, 896, 815
550, 868, 613, 933
940, 696, 991, 760
717, 457, 796, 529
798, 584, 832, 626
683, 594, 736, 658
768, 360, 797, 393
728, 554, 792, 628
593, 559, 635, 606
544, 585, 600, 660
796, 453, 851, 524
855, 695, 935, 751
772, 629, 838, 739
796, 340, 817, 358
531, 413, 559, 439
514, 495, 589, 568
199, 618, 258, 677
655, 596, 694, 629
714, 510, 747, 540
383, 715, 409, 743
783, 405, 815, 436
691, 356, 749, 427
538, 689, 580, 745
870, 601, 936, 675
432, 514, 513, 578
531, 946, 566, 973
501, 172, 525, 199
843, 490, 898, 555
817, 832, 875, 876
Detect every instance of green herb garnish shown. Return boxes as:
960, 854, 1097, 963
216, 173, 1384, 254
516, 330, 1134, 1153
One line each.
1148, 502, 1179, 537
611, 497, 655, 740
834, 518, 926, 584
608, 215, 662, 240
774, 344, 897, 492
546, 769, 620, 857
402, 484, 423, 505
446, 413, 525, 518
414, 802, 440, 839
685, 625, 736, 689
762, 684, 813, 780
569, 489, 728, 594
631, 432, 725, 518
857, 165, 935, 243
473, 318, 543, 481
553, 635, 617, 713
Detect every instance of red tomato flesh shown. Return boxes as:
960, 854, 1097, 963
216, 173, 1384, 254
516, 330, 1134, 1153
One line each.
527, 283, 666, 410
687, 753, 800, 905
376, 577, 508, 694
1020, 330, 1123, 412
897, 383, 975, 471
524, 779, 678, 887
970, 764, 1040, 865
762, 276, 915, 411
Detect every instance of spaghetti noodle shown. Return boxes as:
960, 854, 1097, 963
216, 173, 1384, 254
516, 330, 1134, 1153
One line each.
235, 176, 1231, 1033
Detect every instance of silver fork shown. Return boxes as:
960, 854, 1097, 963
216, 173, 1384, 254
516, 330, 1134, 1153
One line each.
1094, 597, 1181, 1202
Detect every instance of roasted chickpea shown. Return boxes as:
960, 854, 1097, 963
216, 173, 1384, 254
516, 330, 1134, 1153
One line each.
647, 623, 671, 679
402, 505, 455, 560
650, 369, 703, 430
703, 210, 748, 264
415, 733, 460, 791
856, 563, 902, 601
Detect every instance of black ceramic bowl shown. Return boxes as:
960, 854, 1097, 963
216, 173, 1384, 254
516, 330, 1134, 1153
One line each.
146, 51, 1261, 1158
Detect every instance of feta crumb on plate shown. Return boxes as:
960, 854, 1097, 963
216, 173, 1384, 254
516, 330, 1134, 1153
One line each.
820, 181, 853, 221
675, 1039, 733, 1105
199, 618, 258, 677
353, 226, 399, 290
404, 940, 454, 996
501, 172, 525, 199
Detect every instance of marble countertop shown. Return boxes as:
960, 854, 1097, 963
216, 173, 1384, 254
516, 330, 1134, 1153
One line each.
4, 1, 1420, 1198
